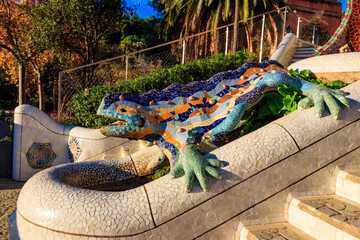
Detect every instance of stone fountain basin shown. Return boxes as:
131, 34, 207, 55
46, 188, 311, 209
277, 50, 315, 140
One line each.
14, 80, 360, 239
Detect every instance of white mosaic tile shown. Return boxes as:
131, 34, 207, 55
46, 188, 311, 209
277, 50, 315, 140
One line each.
17, 160, 155, 238
204, 130, 360, 239
145, 123, 298, 226
18, 114, 69, 181
130, 145, 163, 176
288, 52, 360, 73
13, 104, 147, 181
274, 79, 360, 149
14, 80, 360, 239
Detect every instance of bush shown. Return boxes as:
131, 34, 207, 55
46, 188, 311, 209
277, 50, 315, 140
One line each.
238, 69, 346, 138
151, 166, 171, 180
67, 50, 257, 128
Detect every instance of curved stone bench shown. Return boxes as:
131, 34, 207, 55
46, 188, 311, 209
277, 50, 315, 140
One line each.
288, 52, 360, 83
14, 79, 360, 239
13, 105, 148, 181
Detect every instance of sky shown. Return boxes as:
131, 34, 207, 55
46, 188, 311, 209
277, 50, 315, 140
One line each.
128, 0, 349, 19
340, 0, 348, 11
126, 0, 158, 18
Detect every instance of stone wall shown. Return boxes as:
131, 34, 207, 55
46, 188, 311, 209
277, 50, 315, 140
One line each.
12, 105, 148, 181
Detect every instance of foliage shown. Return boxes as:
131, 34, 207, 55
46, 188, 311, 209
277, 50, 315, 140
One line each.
102, 15, 164, 58
148, 0, 165, 17
300, 24, 329, 46
0, 1, 62, 111
114, 15, 163, 46
0, 0, 33, 64
119, 35, 145, 54
240, 84, 303, 137
0, 0, 163, 115
66, 50, 257, 128
288, 69, 345, 89
239, 70, 345, 137
29, 0, 130, 66
154, 0, 284, 38
0, 0, 30, 104
152, 166, 171, 180
0, 117, 13, 142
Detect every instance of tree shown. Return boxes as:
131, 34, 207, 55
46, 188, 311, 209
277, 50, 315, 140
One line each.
156, 0, 282, 36
151, 0, 284, 55
0, 0, 29, 105
0, 0, 48, 108
105, 14, 164, 55
120, 35, 145, 54
28, 0, 132, 97
30, 0, 131, 67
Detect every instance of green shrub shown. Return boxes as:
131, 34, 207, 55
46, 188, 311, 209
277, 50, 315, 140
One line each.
239, 70, 346, 137
66, 50, 257, 128
288, 69, 345, 89
152, 166, 171, 180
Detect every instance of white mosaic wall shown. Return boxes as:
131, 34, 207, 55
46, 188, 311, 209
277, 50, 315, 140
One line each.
288, 52, 360, 74
12, 105, 147, 181
269, 33, 297, 67
13, 80, 360, 239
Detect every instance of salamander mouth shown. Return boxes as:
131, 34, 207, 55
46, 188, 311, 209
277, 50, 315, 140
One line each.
108, 119, 127, 126
137, 118, 145, 127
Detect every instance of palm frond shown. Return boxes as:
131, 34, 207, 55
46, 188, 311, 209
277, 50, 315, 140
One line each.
211, 0, 221, 29
222, 0, 230, 21
206, 0, 214, 7
195, 0, 204, 16
240, 0, 249, 20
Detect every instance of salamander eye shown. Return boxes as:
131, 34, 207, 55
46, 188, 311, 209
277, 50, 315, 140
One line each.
120, 108, 127, 112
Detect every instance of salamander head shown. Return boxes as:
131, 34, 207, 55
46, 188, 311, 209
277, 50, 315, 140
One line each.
97, 94, 155, 138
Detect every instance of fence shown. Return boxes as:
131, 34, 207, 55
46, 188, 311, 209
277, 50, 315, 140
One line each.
0, 110, 13, 141
0, 111, 13, 178
57, 7, 287, 121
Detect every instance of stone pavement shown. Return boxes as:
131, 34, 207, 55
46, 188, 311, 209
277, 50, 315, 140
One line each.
0, 178, 24, 240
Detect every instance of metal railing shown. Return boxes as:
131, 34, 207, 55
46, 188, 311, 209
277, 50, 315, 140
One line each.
57, 7, 287, 121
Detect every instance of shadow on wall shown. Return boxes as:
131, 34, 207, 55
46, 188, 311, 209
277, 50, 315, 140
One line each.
0, 119, 13, 178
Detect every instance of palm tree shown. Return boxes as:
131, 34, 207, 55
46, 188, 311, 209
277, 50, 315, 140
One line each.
158, 0, 284, 56
160, 0, 233, 38
161, 0, 283, 35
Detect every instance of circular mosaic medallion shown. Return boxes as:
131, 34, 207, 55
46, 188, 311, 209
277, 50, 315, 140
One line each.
26, 143, 56, 169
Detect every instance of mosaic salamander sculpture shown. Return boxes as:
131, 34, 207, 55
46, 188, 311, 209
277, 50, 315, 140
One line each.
97, 60, 349, 192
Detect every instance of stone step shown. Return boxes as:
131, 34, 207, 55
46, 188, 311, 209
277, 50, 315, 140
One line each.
336, 169, 360, 204
293, 54, 314, 58
293, 54, 313, 58
295, 50, 315, 54
288, 195, 360, 240
295, 47, 316, 51
289, 59, 302, 64
295, 49, 315, 53
239, 222, 316, 240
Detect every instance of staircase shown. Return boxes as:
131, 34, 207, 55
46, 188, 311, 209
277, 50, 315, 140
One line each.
289, 47, 316, 65
239, 168, 360, 240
